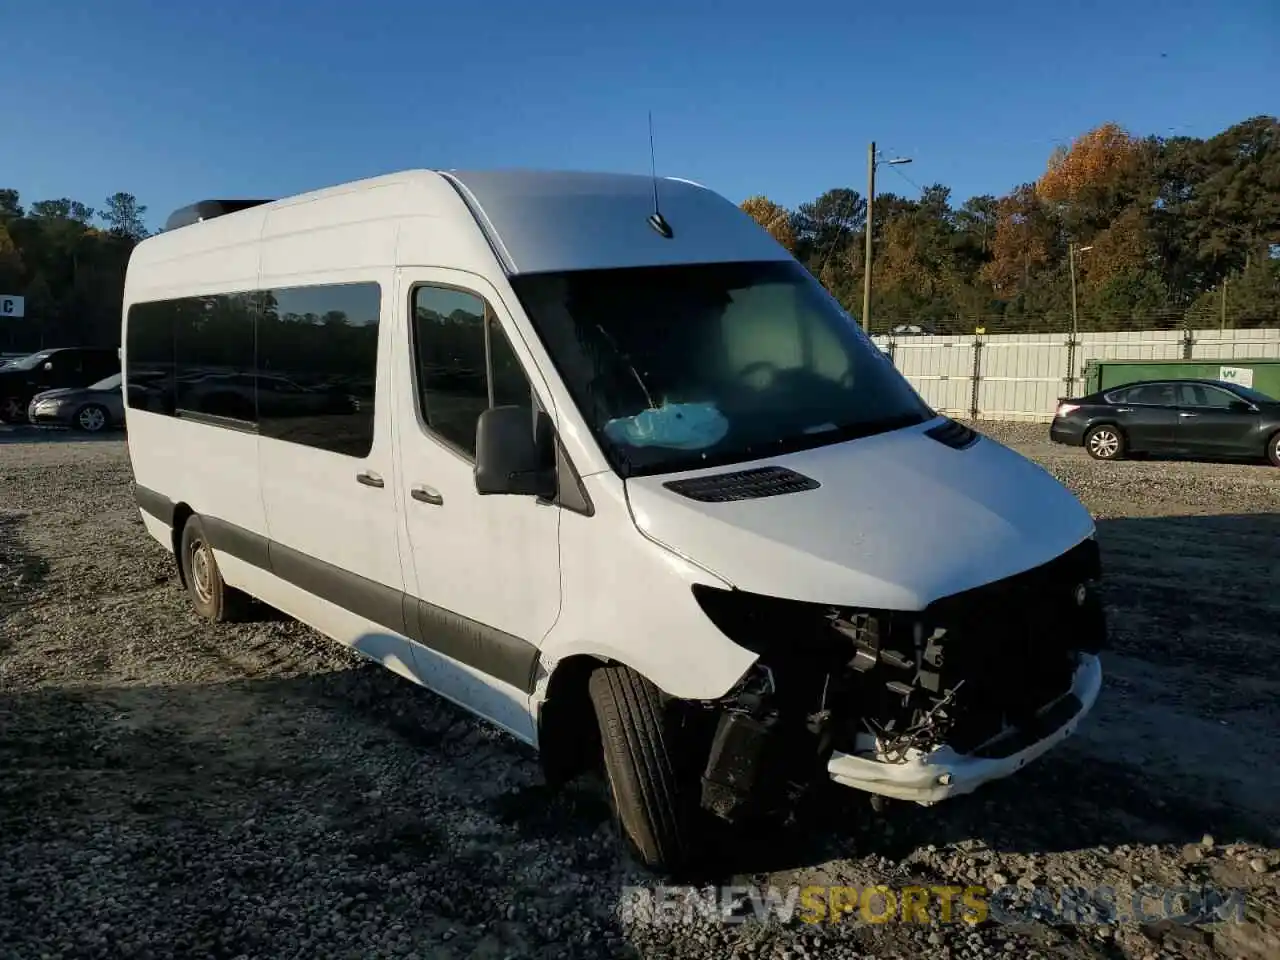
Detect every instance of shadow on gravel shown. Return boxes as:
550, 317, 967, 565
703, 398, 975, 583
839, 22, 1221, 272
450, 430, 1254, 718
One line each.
1, 511, 1276, 913
0, 425, 125, 444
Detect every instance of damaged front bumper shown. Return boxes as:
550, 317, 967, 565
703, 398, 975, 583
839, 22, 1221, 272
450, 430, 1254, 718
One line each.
827, 651, 1102, 804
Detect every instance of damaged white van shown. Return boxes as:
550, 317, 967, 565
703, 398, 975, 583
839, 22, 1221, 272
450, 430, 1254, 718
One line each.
122, 169, 1105, 873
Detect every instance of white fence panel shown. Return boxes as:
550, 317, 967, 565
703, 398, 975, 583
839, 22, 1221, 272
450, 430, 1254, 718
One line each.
872, 326, 1280, 422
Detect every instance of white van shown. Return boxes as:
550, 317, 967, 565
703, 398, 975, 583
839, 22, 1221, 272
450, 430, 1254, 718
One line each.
122, 170, 1105, 873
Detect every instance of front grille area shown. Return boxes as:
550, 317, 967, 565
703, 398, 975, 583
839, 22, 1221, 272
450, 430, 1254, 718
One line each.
841, 537, 1104, 753
697, 536, 1105, 759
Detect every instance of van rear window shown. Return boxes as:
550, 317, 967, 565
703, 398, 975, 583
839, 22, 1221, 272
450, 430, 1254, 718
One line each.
124, 282, 381, 458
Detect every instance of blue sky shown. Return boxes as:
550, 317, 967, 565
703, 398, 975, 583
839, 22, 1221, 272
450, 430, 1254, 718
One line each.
3, 0, 1277, 231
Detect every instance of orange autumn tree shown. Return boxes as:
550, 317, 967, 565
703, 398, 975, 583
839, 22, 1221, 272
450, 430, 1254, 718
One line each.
1036, 122, 1144, 207
1037, 123, 1154, 293
979, 184, 1056, 296
740, 195, 797, 252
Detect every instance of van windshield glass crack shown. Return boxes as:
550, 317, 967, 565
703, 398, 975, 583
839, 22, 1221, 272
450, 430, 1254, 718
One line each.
509, 260, 933, 477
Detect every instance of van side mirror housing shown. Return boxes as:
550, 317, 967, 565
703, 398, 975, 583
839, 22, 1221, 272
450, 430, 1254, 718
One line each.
474, 405, 556, 498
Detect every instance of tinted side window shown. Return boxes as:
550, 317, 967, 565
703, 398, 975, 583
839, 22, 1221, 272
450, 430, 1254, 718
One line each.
1179, 383, 1238, 409
258, 282, 380, 458
174, 293, 257, 423
412, 285, 532, 457
126, 301, 176, 414
1131, 383, 1177, 406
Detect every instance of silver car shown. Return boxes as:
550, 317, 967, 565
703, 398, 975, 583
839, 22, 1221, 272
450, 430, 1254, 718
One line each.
27, 373, 129, 432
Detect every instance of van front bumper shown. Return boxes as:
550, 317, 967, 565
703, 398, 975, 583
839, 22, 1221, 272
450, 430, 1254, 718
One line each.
825, 652, 1102, 804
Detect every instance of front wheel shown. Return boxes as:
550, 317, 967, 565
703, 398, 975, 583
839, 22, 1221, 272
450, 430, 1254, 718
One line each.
74, 403, 109, 433
588, 664, 694, 874
1084, 424, 1125, 461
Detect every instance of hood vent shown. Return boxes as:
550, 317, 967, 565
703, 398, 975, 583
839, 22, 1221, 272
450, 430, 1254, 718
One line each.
664, 465, 820, 503
925, 417, 980, 450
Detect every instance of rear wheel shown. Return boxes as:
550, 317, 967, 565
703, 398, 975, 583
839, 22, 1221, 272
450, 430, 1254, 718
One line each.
74, 403, 109, 433
588, 663, 695, 874
1084, 424, 1125, 461
1268, 431, 1280, 468
178, 515, 251, 622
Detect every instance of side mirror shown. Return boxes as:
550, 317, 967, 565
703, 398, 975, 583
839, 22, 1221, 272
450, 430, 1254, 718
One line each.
474, 405, 556, 498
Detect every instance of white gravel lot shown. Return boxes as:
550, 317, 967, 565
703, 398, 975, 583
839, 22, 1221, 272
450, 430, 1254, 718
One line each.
1, 422, 1279, 960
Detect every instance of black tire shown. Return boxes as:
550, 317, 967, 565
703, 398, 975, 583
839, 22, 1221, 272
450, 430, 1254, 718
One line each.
0, 397, 27, 424
1268, 431, 1280, 468
588, 664, 694, 874
73, 403, 110, 433
1084, 423, 1125, 461
178, 515, 251, 622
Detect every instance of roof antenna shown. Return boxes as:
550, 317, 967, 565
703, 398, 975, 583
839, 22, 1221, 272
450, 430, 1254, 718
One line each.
647, 112, 674, 239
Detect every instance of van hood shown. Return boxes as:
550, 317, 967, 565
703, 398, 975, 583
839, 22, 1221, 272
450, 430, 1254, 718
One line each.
623, 422, 1095, 610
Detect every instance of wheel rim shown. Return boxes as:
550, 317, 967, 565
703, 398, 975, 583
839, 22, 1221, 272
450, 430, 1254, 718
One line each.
1089, 430, 1119, 458
190, 540, 214, 604
78, 406, 106, 431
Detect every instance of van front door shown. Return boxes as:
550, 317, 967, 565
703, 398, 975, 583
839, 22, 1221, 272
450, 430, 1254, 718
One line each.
393, 270, 562, 742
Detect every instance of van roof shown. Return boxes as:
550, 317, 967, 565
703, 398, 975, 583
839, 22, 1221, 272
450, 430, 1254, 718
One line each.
133, 169, 789, 288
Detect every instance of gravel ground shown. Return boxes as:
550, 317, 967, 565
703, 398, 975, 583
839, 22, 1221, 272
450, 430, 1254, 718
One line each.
2, 422, 1279, 959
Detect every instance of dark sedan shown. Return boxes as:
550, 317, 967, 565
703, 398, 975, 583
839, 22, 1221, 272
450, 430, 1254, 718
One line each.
27, 372, 130, 432
1050, 378, 1280, 466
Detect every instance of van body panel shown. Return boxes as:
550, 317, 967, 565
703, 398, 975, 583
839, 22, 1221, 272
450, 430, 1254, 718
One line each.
624, 422, 1097, 609
392, 267, 562, 677
539, 472, 758, 702
443, 170, 793, 274
254, 271, 406, 600
128, 413, 268, 568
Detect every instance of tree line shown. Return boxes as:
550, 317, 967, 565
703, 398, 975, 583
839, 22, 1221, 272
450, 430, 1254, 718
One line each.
742, 115, 1280, 334
3, 115, 1277, 353
0, 191, 148, 352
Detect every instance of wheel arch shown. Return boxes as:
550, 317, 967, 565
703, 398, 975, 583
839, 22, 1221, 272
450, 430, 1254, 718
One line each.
170, 502, 195, 589
536, 653, 609, 786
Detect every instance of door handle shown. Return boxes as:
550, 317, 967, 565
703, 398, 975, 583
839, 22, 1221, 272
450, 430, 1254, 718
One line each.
1178, 411, 1197, 418
411, 484, 443, 506
356, 470, 385, 488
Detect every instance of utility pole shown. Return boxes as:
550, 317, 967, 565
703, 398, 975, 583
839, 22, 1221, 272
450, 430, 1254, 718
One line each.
860, 144, 912, 333
1069, 243, 1093, 338
1220, 277, 1229, 332
861, 142, 876, 333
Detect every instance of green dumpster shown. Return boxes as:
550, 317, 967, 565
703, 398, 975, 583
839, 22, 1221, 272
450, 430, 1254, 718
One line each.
1082, 358, 1280, 400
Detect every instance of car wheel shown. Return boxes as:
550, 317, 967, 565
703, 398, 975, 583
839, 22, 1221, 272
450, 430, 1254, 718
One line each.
178, 515, 251, 622
1084, 424, 1125, 461
1268, 431, 1280, 468
1, 397, 26, 423
588, 663, 695, 874
74, 403, 109, 433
